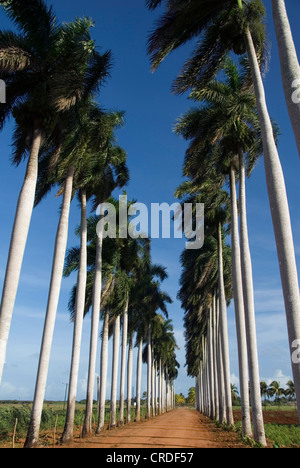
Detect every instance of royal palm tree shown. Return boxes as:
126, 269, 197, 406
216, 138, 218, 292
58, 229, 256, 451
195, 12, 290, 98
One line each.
81, 158, 129, 437
260, 381, 268, 404
176, 171, 235, 427
59, 110, 127, 443
271, 0, 300, 159
60, 209, 126, 439
174, 58, 278, 443
178, 217, 234, 425
231, 383, 239, 402
24, 92, 121, 450
152, 316, 179, 414
285, 380, 295, 401
0, 0, 107, 385
141, 281, 172, 418
268, 380, 285, 404
146, 0, 300, 421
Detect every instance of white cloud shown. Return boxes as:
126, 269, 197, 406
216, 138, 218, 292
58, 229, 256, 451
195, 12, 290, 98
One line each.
264, 369, 293, 388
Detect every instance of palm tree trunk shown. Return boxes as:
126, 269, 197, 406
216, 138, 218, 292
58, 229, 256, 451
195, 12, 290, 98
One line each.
127, 333, 133, 423
161, 366, 165, 413
0, 123, 42, 384
151, 357, 155, 416
195, 374, 199, 411
119, 300, 129, 425
110, 315, 120, 428
244, 28, 300, 422
212, 293, 219, 420
82, 203, 105, 437
229, 163, 252, 438
136, 336, 143, 422
24, 165, 74, 448
217, 223, 234, 426
199, 365, 203, 413
154, 360, 158, 415
271, 0, 300, 159
207, 306, 215, 420
96, 309, 109, 433
239, 151, 266, 446
159, 358, 162, 415
147, 325, 152, 419
61, 189, 87, 444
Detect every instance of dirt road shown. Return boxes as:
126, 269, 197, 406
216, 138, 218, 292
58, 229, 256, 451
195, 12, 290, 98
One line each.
65, 408, 247, 449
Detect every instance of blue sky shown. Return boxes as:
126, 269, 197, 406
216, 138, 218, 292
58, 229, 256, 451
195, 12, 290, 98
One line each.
0, 0, 299, 402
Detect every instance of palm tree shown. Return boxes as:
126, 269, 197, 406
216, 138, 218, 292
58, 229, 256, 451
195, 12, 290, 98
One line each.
0, 0, 103, 385
271, 0, 300, 159
61, 211, 126, 438
231, 384, 239, 402
285, 380, 295, 402
142, 281, 172, 418
96, 296, 112, 433
81, 158, 129, 437
59, 110, 126, 443
177, 177, 234, 426
174, 56, 282, 443
268, 380, 285, 404
146, 0, 300, 422
82, 148, 128, 436
260, 381, 269, 404
24, 88, 118, 450
178, 216, 234, 425
152, 316, 179, 414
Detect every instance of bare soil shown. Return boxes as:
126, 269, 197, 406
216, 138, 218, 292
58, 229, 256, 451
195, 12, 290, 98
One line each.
233, 408, 299, 426
55, 408, 249, 449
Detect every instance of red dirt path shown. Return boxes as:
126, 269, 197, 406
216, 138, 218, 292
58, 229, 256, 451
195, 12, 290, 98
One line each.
58, 408, 248, 449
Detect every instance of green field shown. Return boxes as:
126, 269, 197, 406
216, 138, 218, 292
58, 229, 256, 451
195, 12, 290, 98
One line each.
0, 402, 299, 448
232, 406, 300, 448
0, 401, 147, 447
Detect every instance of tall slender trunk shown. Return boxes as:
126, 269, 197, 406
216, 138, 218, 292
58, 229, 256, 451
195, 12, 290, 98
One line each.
119, 300, 129, 425
217, 223, 234, 426
244, 28, 300, 422
159, 358, 162, 415
271, 0, 300, 159
212, 293, 219, 421
127, 333, 133, 423
239, 151, 266, 446
198, 365, 203, 413
162, 366, 166, 413
207, 306, 215, 420
195, 375, 199, 411
216, 296, 226, 424
154, 361, 158, 414
151, 357, 156, 416
96, 309, 109, 433
165, 366, 169, 412
110, 315, 120, 428
0, 123, 42, 384
82, 203, 105, 437
136, 336, 143, 422
147, 325, 152, 419
229, 163, 252, 438
202, 336, 208, 417
61, 189, 87, 444
24, 165, 74, 448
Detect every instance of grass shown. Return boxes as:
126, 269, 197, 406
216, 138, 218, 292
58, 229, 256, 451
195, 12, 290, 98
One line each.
1, 402, 299, 448
232, 405, 300, 448
0, 401, 147, 447
264, 424, 300, 448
